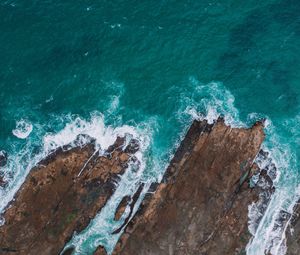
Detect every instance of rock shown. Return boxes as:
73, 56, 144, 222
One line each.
0, 150, 7, 167
0, 136, 140, 255
61, 247, 74, 255
286, 202, 300, 255
0, 176, 6, 188
94, 246, 107, 255
112, 119, 267, 255
124, 139, 140, 154
114, 196, 131, 221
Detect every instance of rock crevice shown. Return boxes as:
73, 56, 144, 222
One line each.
0, 136, 140, 255
111, 119, 269, 255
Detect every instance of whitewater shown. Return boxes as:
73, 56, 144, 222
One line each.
0, 80, 298, 255
1, 1, 299, 254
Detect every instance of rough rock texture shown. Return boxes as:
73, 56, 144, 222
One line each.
113, 118, 267, 255
0, 136, 139, 255
0, 177, 5, 188
114, 196, 131, 221
0, 150, 7, 167
286, 202, 300, 255
0, 150, 8, 187
94, 246, 107, 255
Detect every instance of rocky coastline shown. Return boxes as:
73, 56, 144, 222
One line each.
0, 118, 297, 254
109, 118, 271, 255
0, 136, 140, 255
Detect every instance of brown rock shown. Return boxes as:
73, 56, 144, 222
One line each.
94, 246, 107, 255
0, 136, 139, 255
0, 150, 7, 167
112, 119, 267, 255
0, 176, 6, 188
114, 196, 130, 221
286, 202, 300, 255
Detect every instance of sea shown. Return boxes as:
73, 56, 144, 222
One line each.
0, 0, 300, 254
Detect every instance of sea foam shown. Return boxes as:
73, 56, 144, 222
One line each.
181, 78, 299, 255
12, 119, 33, 139
0, 113, 149, 218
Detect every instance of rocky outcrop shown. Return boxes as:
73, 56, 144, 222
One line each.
286, 202, 300, 255
114, 196, 131, 221
112, 118, 270, 255
0, 136, 140, 255
0, 118, 280, 255
0, 150, 8, 187
0, 176, 5, 188
94, 246, 107, 255
0, 150, 7, 167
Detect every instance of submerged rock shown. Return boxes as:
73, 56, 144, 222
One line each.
286, 202, 300, 255
0, 150, 7, 167
0, 176, 5, 188
112, 119, 269, 255
94, 246, 107, 255
0, 151, 8, 188
0, 136, 139, 255
114, 196, 131, 221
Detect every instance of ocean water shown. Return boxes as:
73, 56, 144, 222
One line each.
0, 0, 300, 254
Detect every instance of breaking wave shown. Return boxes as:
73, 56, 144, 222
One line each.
12, 119, 33, 139
176, 77, 300, 255
0, 113, 150, 218
1, 77, 298, 255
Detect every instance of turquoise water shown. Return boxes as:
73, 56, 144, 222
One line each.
0, 0, 300, 254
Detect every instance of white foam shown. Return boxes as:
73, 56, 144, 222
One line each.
43, 113, 141, 153
181, 78, 299, 255
0, 113, 149, 216
60, 114, 153, 254
12, 119, 33, 139
63, 145, 151, 255
246, 115, 300, 255
2, 77, 299, 255
181, 77, 243, 127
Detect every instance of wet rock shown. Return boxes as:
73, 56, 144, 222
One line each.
114, 196, 130, 221
94, 246, 107, 255
247, 150, 277, 237
124, 139, 140, 154
112, 119, 266, 255
0, 136, 140, 255
286, 201, 300, 255
112, 184, 144, 235
0, 176, 6, 188
61, 247, 74, 255
0, 150, 7, 167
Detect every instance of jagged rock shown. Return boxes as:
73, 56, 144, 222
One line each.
286, 202, 300, 255
0, 150, 7, 167
94, 246, 107, 255
114, 196, 131, 221
0, 150, 8, 188
0, 136, 139, 255
61, 247, 74, 255
112, 119, 266, 255
0, 176, 6, 188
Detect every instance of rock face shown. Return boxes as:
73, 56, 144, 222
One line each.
114, 196, 131, 221
0, 150, 8, 187
112, 118, 267, 255
0, 136, 139, 255
286, 202, 300, 255
0, 150, 7, 167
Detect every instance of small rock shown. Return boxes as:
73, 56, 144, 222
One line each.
94, 246, 107, 255
0, 150, 8, 167
61, 247, 74, 255
124, 139, 139, 154
114, 196, 130, 221
0, 176, 6, 187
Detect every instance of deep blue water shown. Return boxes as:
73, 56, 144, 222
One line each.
0, 0, 300, 254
